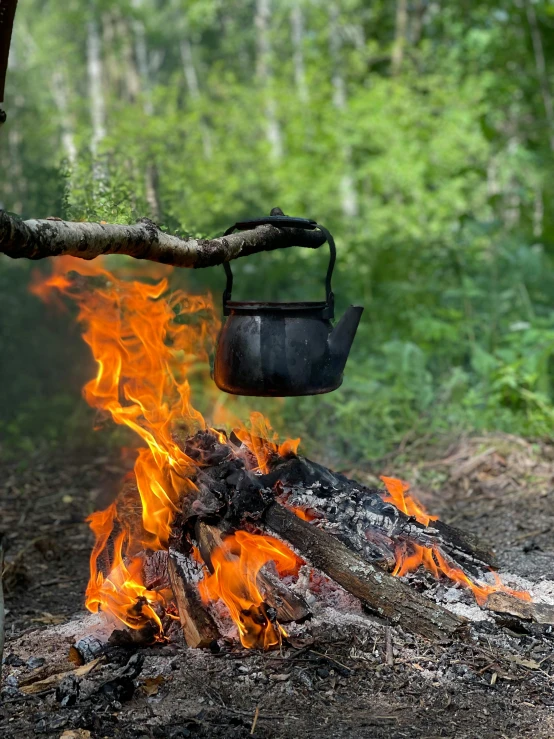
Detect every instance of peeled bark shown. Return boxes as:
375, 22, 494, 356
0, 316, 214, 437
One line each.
0, 210, 326, 267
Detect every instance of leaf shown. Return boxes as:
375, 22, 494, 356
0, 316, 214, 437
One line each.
506, 655, 540, 671
141, 675, 165, 696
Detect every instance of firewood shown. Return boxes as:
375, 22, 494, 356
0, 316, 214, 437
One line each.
167, 548, 218, 648
485, 592, 554, 626
195, 521, 311, 624
263, 502, 467, 641
257, 565, 311, 624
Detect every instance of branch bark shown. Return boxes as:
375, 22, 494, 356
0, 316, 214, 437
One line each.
0, 210, 326, 267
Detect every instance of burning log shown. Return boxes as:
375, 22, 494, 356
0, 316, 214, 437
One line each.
263, 502, 466, 641
194, 521, 310, 625
167, 549, 219, 648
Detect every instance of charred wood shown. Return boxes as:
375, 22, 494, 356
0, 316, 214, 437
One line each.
194, 520, 310, 624
263, 502, 467, 641
167, 548, 218, 648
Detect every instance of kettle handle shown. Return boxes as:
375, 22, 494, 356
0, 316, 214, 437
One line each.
222, 215, 336, 318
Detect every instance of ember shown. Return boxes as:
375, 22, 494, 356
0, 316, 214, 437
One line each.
31, 258, 532, 650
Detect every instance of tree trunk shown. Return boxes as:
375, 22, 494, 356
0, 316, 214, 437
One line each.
51, 70, 77, 167
86, 8, 107, 183
255, 0, 283, 161
290, 2, 308, 104
525, 0, 554, 153
328, 4, 358, 218
179, 33, 213, 160
391, 0, 408, 75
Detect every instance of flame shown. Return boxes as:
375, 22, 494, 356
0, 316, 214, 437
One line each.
381, 475, 437, 527
381, 476, 530, 605
32, 257, 219, 633
234, 411, 300, 473
199, 530, 302, 649
31, 257, 302, 645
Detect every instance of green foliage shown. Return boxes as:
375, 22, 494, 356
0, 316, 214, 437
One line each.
3, 1, 554, 461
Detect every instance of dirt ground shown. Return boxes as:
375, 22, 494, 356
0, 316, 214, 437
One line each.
1, 434, 554, 739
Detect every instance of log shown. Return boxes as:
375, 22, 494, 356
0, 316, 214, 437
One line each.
0, 208, 325, 267
263, 502, 467, 641
195, 521, 311, 624
485, 592, 554, 626
167, 548, 219, 648
257, 565, 311, 624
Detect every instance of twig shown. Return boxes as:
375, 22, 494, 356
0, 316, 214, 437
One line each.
250, 706, 260, 735
385, 625, 394, 667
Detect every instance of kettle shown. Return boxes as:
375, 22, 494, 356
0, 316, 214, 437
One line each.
213, 215, 363, 397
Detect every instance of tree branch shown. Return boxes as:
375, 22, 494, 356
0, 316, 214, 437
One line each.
0, 210, 326, 268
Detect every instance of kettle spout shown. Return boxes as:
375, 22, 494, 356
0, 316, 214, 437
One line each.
328, 305, 364, 370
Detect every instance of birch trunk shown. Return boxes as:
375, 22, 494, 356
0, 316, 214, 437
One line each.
86, 9, 107, 181
391, 0, 408, 75
328, 4, 358, 218
525, 0, 554, 153
51, 70, 77, 167
290, 2, 308, 104
255, 0, 283, 161
179, 34, 213, 160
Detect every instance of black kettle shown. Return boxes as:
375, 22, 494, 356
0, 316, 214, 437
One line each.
213, 215, 363, 397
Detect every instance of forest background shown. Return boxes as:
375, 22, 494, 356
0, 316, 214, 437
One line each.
2, 0, 554, 466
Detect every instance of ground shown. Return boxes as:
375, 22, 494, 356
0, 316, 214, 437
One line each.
1, 434, 553, 739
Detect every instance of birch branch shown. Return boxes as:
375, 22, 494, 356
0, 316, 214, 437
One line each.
0, 211, 326, 268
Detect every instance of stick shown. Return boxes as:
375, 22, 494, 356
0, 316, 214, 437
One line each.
167, 549, 219, 648
263, 503, 466, 641
0, 210, 325, 267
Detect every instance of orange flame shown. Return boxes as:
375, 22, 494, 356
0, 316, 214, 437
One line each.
234, 412, 300, 473
31, 257, 219, 631
31, 257, 301, 645
199, 530, 302, 649
380, 476, 530, 605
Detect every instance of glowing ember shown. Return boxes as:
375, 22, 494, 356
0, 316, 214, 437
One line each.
199, 530, 302, 648
381, 476, 531, 604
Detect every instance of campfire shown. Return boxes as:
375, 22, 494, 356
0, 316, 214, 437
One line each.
29, 257, 546, 654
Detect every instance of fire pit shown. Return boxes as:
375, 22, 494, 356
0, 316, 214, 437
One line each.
2, 258, 554, 738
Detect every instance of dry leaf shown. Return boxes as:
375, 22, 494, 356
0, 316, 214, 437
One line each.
60, 731, 92, 739
141, 675, 165, 696
507, 655, 540, 670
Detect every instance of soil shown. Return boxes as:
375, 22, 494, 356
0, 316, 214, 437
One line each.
1, 435, 554, 739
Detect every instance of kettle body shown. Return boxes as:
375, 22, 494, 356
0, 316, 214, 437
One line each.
213, 216, 363, 397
